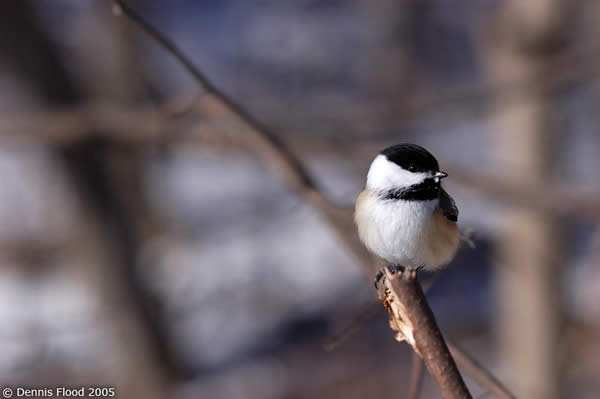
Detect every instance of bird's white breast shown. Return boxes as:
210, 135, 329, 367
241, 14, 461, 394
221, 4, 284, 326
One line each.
354, 189, 458, 270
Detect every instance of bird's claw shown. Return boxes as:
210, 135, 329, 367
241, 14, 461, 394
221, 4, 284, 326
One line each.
375, 264, 411, 289
374, 269, 385, 289
388, 264, 406, 275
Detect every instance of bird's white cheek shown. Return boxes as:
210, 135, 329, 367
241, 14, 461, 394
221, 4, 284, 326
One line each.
365, 155, 427, 190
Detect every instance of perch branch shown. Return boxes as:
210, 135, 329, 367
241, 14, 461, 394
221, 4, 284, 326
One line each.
111, 2, 515, 398
382, 271, 471, 399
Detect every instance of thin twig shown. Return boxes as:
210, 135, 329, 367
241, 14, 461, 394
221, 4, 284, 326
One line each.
112, 0, 317, 192
448, 343, 516, 399
323, 275, 439, 351
111, 2, 515, 398
323, 302, 380, 352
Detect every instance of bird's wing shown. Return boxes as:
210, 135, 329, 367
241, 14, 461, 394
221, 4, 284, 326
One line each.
439, 187, 458, 222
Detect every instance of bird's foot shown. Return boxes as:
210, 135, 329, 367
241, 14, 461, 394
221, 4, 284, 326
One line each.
408, 265, 426, 280
409, 269, 417, 280
376, 265, 425, 287
388, 264, 406, 275
374, 264, 407, 289
391, 264, 417, 281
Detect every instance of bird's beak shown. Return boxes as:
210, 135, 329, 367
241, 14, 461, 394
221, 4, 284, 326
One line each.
433, 171, 448, 183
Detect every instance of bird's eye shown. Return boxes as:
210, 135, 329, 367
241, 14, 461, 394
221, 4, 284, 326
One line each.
408, 165, 415, 172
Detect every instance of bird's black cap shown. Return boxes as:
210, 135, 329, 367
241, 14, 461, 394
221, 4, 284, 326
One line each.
380, 144, 439, 173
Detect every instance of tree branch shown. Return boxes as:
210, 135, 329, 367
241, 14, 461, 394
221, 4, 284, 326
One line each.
382, 272, 472, 399
448, 343, 516, 399
112, 0, 317, 194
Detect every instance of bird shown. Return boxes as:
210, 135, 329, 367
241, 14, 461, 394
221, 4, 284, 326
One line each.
354, 144, 460, 287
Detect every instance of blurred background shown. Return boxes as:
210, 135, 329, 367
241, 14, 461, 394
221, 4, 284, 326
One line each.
0, 0, 599, 398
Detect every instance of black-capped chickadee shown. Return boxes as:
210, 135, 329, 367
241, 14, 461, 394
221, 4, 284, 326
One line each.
354, 144, 459, 287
